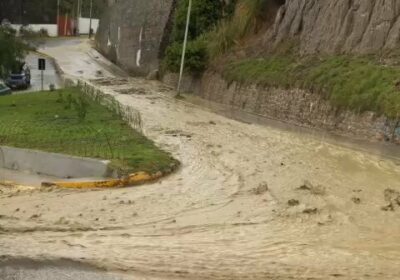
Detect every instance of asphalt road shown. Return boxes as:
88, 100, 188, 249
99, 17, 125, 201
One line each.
14, 52, 62, 94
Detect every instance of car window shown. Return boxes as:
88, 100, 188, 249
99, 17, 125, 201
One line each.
10, 75, 23, 80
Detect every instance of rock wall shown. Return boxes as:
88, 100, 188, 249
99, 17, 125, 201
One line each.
96, 0, 175, 75
269, 0, 400, 54
164, 72, 400, 143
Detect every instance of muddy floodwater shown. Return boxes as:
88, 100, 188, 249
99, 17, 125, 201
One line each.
0, 39, 400, 280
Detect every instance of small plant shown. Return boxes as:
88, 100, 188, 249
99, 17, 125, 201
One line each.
56, 92, 64, 103
73, 95, 89, 121
65, 93, 73, 109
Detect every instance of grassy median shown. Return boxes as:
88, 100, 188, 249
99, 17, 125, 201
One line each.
0, 88, 178, 175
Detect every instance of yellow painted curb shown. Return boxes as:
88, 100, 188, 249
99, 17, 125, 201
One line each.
42, 171, 162, 189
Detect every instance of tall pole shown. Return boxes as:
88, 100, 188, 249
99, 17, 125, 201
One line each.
77, 0, 81, 35
176, 0, 192, 96
57, 0, 60, 36
88, 0, 93, 38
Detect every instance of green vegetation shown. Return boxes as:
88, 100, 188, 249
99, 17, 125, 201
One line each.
223, 55, 400, 118
163, 0, 400, 118
0, 26, 29, 78
163, 0, 224, 74
164, 39, 208, 74
163, 0, 278, 72
207, 0, 272, 59
0, 88, 178, 175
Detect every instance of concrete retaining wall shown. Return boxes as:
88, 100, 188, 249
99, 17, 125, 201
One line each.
11, 24, 58, 37
163, 71, 400, 144
95, 0, 175, 75
79, 17, 100, 35
0, 146, 113, 179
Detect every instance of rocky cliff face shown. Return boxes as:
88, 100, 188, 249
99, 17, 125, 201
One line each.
96, 0, 175, 75
269, 0, 400, 54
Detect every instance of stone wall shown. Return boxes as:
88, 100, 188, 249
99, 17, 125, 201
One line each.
269, 0, 400, 54
176, 71, 400, 144
96, 0, 175, 75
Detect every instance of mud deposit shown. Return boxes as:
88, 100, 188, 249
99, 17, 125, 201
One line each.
1, 39, 399, 280
0, 259, 129, 280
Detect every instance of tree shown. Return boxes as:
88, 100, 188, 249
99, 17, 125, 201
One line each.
164, 0, 224, 74
0, 26, 29, 78
171, 0, 223, 42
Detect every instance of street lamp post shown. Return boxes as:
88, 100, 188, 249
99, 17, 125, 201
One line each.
176, 0, 192, 97
88, 0, 93, 38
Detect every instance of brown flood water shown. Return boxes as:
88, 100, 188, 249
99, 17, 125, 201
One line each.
0, 39, 399, 280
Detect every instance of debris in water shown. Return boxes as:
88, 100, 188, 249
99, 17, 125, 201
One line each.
298, 180, 326, 196
250, 182, 269, 195
288, 199, 300, 206
381, 188, 400, 211
29, 214, 41, 219
303, 208, 318, 214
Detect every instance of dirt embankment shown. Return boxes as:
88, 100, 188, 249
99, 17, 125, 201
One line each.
269, 0, 400, 55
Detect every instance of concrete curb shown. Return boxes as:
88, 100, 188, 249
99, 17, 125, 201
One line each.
42, 171, 163, 189
0, 146, 113, 179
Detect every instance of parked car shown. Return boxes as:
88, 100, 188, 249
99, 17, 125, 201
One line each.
5, 61, 31, 90
0, 81, 12, 96
6, 73, 30, 90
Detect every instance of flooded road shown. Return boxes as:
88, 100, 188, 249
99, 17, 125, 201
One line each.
0, 39, 399, 279
13, 52, 62, 94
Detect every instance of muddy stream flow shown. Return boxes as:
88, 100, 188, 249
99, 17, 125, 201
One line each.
0, 39, 400, 280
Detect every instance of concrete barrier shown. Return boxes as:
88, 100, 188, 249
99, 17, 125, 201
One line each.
10, 24, 58, 37
43, 171, 162, 189
0, 146, 113, 179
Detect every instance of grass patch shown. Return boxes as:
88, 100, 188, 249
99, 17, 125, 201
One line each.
0, 88, 178, 175
223, 55, 400, 118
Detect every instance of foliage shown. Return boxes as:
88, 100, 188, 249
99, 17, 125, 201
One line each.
223, 55, 400, 118
19, 26, 49, 39
171, 0, 223, 43
207, 0, 274, 59
164, 39, 208, 74
163, 0, 279, 73
72, 94, 89, 121
164, 0, 223, 74
0, 26, 29, 78
0, 87, 178, 175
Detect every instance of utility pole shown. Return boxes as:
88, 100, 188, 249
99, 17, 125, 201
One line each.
76, 0, 81, 35
88, 0, 93, 38
57, 0, 60, 36
176, 0, 192, 97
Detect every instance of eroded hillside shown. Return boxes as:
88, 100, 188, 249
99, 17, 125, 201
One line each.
271, 0, 400, 54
